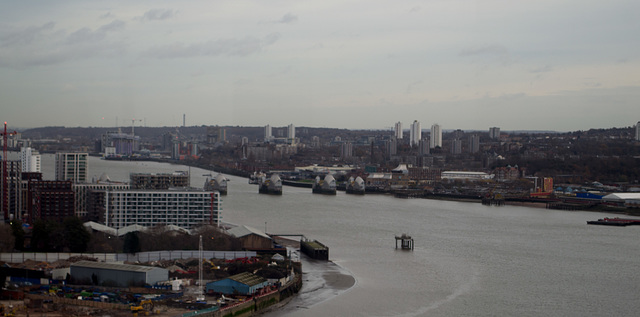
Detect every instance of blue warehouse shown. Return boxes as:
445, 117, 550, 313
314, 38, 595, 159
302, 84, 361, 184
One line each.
206, 272, 269, 295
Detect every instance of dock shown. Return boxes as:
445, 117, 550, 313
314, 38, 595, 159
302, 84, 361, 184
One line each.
300, 239, 329, 260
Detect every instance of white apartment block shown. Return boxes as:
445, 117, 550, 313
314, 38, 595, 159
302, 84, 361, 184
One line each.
55, 152, 88, 183
430, 124, 442, 149
410, 120, 421, 146
20, 147, 41, 173
73, 182, 131, 218
395, 122, 403, 139
104, 189, 222, 229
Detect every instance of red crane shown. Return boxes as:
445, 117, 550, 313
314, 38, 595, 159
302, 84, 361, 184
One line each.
2, 122, 17, 222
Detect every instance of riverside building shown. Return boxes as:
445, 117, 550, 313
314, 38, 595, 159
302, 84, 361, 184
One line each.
104, 189, 222, 229
55, 152, 88, 183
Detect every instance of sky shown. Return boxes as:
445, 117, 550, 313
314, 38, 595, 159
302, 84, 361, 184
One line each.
1, 0, 639, 132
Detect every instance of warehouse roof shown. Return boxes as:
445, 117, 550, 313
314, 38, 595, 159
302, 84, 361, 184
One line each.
603, 193, 640, 200
228, 272, 267, 287
228, 225, 271, 240
71, 261, 162, 273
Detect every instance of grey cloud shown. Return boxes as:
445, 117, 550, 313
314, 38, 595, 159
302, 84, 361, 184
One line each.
145, 33, 281, 59
141, 9, 176, 21
0, 20, 126, 68
279, 13, 298, 24
530, 65, 553, 73
0, 22, 55, 46
460, 45, 508, 57
66, 20, 125, 44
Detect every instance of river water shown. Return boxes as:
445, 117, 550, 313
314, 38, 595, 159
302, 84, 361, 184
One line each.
38, 154, 640, 316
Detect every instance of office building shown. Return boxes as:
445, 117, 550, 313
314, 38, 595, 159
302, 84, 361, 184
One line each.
104, 189, 222, 229
20, 147, 41, 173
394, 122, 403, 139
388, 137, 398, 157
55, 152, 88, 183
430, 124, 442, 149
410, 120, 421, 146
489, 127, 501, 139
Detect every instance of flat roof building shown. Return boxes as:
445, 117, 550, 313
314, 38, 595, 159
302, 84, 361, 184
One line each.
70, 261, 168, 287
105, 189, 222, 229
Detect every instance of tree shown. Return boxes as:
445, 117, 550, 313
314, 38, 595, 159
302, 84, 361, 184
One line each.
63, 217, 91, 253
123, 232, 141, 254
0, 224, 15, 252
10, 220, 23, 251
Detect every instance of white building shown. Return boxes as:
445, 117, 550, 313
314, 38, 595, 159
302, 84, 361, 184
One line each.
288, 124, 295, 140
410, 120, 421, 146
55, 152, 88, 183
394, 122, 403, 139
265, 124, 273, 142
105, 189, 222, 229
636, 121, 640, 141
20, 147, 41, 173
489, 127, 501, 139
469, 134, 480, 153
430, 124, 442, 149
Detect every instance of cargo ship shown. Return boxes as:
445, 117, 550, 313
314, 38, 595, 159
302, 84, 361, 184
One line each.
312, 174, 336, 195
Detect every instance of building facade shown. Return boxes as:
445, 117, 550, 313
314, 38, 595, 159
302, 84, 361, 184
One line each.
27, 180, 75, 223
130, 172, 189, 189
104, 189, 222, 229
430, 124, 442, 149
20, 147, 41, 173
469, 134, 480, 153
394, 122, 403, 139
489, 127, 501, 139
410, 120, 421, 147
55, 152, 88, 183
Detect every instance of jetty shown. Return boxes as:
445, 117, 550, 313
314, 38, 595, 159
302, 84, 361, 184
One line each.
395, 234, 414, 250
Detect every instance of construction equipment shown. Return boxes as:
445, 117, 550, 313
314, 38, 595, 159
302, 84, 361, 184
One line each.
130, 299, 154, 316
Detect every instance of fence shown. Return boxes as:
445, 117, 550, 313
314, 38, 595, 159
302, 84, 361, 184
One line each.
0, 251, 256, 263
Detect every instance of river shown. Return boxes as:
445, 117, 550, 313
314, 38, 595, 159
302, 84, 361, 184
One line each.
37, 154, 640, 316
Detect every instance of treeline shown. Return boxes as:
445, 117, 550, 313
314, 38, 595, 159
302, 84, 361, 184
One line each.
0, 218, 242, 254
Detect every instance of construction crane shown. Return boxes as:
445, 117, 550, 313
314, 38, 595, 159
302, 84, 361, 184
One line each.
131, 118, 143, 136
1, 122, 17, 222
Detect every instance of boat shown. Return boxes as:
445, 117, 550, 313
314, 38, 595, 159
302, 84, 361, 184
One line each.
586, 217, 640, 226
345, 176, 365, 195
312, 174, 337, 195
259, 174, 282, 195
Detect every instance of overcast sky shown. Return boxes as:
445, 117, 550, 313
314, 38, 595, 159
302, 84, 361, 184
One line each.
1, 0, 639, 132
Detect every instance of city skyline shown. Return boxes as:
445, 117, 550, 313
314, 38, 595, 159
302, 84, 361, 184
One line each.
1, 1, 639, 131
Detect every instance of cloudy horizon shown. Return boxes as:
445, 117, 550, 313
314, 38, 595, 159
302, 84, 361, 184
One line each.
1, 1, 639, 132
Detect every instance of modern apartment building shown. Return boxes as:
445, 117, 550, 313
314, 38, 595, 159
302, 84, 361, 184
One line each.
130, 171, 189, 189
104, 189, 222, 229
20, 147, 41, 173
55, 152, 88, 183
27, 180, 75, 222
74, 181, 130, 220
